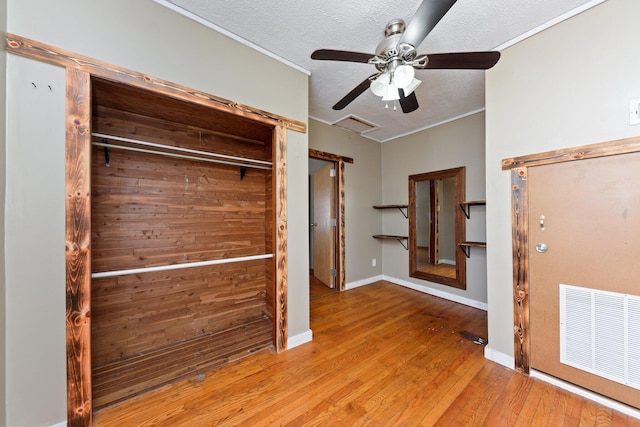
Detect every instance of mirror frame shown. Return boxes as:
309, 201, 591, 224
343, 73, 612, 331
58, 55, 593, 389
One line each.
408, 166, 466, 289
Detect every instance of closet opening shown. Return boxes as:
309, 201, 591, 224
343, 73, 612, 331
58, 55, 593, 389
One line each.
89, 77, 277, 409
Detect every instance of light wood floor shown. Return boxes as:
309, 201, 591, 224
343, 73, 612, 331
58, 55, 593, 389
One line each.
94, 281, 638, 426
310, 270, 339, 300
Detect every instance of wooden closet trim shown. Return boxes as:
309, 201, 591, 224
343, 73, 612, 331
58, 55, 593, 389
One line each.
6, 33, 306, 134
65, 67, 93, 426
502, 135, 640, 374
309, 148, 350, 291
9, 34, 297, 425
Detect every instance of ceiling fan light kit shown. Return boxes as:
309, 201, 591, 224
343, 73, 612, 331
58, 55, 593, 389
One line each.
311, 0, 500, 114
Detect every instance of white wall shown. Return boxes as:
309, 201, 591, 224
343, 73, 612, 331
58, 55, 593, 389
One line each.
381, 112, 487, 308
6, 55, 67, 426
485, 0, 640, 362
5, 1, 309, 425
0, 0, 7, 424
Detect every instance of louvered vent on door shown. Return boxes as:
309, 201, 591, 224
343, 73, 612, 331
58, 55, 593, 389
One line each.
560, 284, 640, 390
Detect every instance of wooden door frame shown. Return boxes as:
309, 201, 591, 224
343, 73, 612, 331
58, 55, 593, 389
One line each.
7, 34, 306, 426
308, 149, 353, 291
502, 135, 640, 374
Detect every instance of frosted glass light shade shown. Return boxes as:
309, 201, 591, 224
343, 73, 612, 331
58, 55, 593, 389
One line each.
394, 65, 415, 89
370, 73, 390, 97
382, 84, 400, 101
403, 78, 421, 96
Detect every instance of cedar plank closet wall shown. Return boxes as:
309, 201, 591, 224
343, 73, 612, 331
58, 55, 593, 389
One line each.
89, 78, 276, 409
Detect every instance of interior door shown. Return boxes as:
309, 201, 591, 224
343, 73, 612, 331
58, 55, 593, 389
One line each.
313, 164, 335, 288
528, 152, 640, 408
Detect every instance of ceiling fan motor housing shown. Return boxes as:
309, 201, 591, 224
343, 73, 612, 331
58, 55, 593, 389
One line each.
374, 19, 418, 72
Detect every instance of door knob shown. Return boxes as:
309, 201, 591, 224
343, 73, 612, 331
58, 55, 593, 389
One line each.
310, 223, 318, 227
535, 243, 548, 253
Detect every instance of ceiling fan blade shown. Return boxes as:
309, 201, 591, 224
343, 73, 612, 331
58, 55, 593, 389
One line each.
311, 49, 375, 63
419, 51, 500, 69
400, 0, 457, 49
333, 74, 378, 110
399, 89, 419, 113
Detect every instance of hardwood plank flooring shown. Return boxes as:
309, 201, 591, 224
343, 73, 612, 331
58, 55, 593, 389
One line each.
310, 271, 338, 300
93, 281, 639, 426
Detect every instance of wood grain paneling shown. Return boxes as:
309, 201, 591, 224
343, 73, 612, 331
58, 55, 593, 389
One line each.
274, 126, 288, 351
91, 261, 269, 364
66, 68, 93, 426
92, 317, 272, 409
511, 168, 530, 374
90, 76, 278, 408
91, 147, 268, 272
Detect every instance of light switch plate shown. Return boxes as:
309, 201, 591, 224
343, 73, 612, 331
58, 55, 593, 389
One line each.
630, 99, 640, 125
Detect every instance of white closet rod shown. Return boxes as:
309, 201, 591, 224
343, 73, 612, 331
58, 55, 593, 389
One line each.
91, 253, 274, 279
92, 133, 272, 170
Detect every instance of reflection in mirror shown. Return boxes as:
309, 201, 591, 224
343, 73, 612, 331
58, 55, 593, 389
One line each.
409, 167, 466, 289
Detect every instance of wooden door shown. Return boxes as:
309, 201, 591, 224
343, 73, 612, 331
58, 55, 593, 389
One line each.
313, 164, 335, 288
528, 152, 640, 408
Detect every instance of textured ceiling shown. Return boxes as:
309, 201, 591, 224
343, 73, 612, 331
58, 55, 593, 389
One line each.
164, 0, 597, 142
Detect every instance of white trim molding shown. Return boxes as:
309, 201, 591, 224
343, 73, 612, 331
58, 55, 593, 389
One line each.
531, 370, 640, 420
484, 346, 514, 370
383, 275, 488, 311
287, 329, 313, 349
346, 275, 384, 290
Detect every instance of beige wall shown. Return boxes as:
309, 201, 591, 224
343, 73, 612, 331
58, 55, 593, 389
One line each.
381, 112, 487, 306
308, 119, 383, 284
5, 1, 309, 425
0, 0, 6, 424
485, 0, 640, 362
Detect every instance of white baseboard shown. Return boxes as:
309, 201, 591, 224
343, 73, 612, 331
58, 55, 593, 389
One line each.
345, 275, 384, 290
382, 275, 488, 311
287, 329, 313, 349
49, 421, 66, 427
531, 370, 640, 420
484, 346, 514, 369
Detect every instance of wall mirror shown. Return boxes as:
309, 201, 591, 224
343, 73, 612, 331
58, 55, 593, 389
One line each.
409, 166, 466, 289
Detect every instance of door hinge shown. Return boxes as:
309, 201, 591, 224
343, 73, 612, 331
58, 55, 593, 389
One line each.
330, 268, 337, 277
330, 168, 336, 177
329, 218, 337, 227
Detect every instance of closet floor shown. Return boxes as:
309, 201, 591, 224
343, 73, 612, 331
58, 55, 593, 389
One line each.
92, 317, 273, 409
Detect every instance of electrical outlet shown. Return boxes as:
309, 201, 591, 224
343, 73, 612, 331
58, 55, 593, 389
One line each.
630, 99, 640, 125
372, 258, 377, 267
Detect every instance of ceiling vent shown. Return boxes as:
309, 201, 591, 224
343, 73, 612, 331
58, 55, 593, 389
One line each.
332, 115, 379, 134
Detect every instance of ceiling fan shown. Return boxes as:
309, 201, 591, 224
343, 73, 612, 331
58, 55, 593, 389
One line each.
310, 0, 500, 113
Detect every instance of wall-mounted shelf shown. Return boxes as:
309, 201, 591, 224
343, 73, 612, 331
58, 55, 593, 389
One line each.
458, 200, 486, 219
373, 204, 408, 218
458, 241, 487, 258
373, 235, 408, 250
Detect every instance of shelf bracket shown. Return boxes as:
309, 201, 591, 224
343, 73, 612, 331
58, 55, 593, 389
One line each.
397, 206, 408, 218
240, 166, 247, 180
459, 203, 471, 219
459, 244, 471, 258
